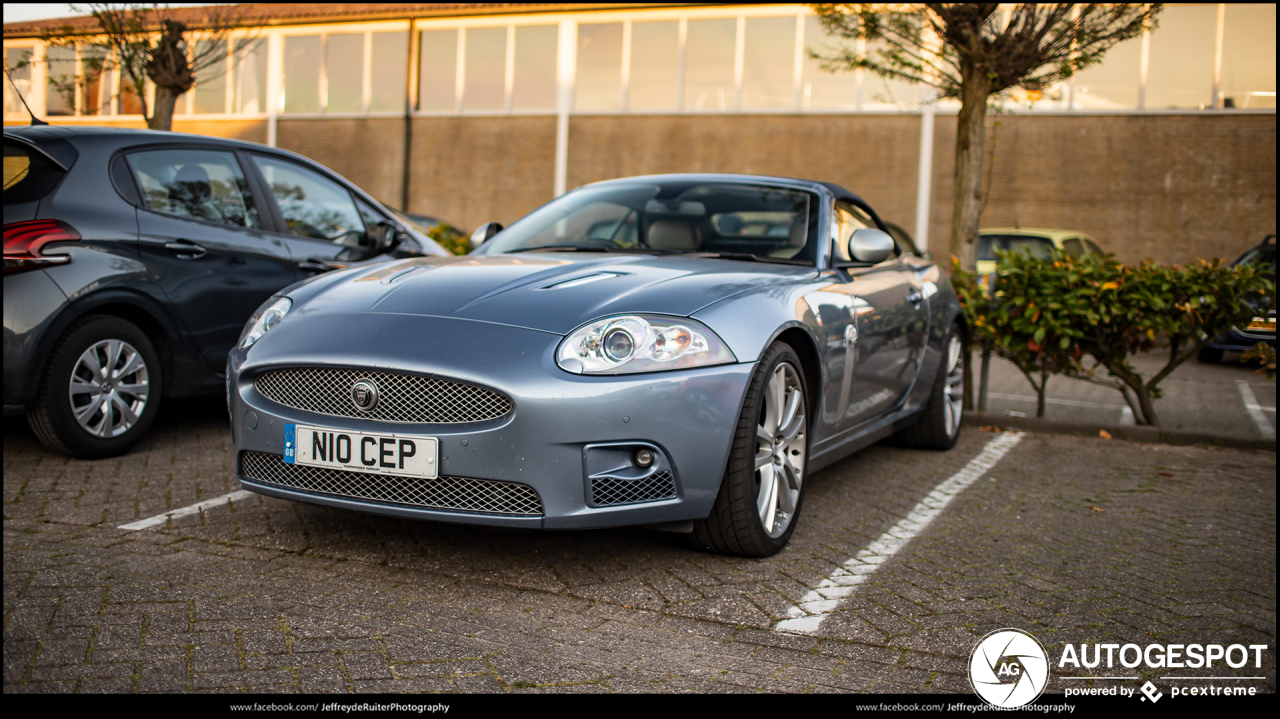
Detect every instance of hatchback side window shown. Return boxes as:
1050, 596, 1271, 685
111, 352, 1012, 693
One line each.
127, 149, 262, 229
1084, 238, 1103, 255
1062, 237, 1084, 258
252, 155, 367, 247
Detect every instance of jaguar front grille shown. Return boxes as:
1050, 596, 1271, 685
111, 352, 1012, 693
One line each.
240, 451, 543, 516
254, 367, 512, 424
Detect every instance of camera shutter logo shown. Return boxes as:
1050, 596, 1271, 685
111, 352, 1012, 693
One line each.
351, 379, 379, 412
968, 628, 1050, 708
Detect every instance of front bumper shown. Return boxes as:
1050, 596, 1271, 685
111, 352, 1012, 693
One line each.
229, 312, 753, 529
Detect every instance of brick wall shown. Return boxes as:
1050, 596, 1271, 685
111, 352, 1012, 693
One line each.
11, 113, 1274, 264
927, 113, 1277, 265
276, 118, 406, 209
407, 116, 557, 232
566, 114, 923, 233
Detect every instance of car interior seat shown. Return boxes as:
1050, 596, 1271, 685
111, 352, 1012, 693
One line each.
768, 216, 808, 259
646, 218, 700, 251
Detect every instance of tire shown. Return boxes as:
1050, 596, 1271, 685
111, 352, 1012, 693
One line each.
896, 323, 964, 450
1197, 346, 1224, 363
690, 342, 810, 557
27, 316, 163, 459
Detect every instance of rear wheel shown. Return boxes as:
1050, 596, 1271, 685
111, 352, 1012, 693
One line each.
27, 316, 163, 459
896, 323, 964, 450
690, 342, 809, 557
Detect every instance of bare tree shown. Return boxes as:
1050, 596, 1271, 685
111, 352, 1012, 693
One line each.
810, 4, 1159, 270
36, 3, 260, 130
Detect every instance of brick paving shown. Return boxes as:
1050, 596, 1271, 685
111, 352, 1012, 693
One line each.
3, 396, 1275, 694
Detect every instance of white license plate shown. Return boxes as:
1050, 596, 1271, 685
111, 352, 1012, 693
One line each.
283, 424, 438, 479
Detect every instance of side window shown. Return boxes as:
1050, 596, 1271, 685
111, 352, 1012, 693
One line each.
831, 202, 871, 262
355, 198, 386, 238
1007, 237, 1054, 260
252, 155, 366, 246
1062, 237, 1084, 258
127, 149, 262, 229
977, 235, 999, 261
1084, 238, 1103, 255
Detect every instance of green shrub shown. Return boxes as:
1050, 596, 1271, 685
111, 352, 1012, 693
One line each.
954, 251, 1274, 426
426, 223, 469, 256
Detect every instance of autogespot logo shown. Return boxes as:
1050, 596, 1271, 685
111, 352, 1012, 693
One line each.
969, 628, 1050, 708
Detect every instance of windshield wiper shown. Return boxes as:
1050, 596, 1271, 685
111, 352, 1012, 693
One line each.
508, 245, 611, 253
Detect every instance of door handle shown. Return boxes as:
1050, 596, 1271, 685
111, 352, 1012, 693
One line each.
164, 240, 207, 259
299, 258, 347, 273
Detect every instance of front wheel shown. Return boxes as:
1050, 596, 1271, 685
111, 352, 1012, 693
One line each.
27, 315, 163, 459
690, 342, 809, 557
896, 323, 964, 450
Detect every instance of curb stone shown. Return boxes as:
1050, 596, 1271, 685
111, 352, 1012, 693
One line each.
962, 412, 1276, 451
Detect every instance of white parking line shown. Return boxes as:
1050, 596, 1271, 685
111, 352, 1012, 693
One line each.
117, 490, 255, 531
774, 431, 1024, 635
1236, 381, 1276, 439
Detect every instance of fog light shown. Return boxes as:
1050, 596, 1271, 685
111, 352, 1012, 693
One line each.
634, 448, 654, 468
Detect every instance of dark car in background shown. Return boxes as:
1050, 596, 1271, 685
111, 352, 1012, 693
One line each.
3, 125, 428, 458
1199, 234, 1277, 362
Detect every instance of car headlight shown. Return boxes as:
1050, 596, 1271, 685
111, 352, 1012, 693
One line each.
557, 315, 736, 374
238, 296, 292, 349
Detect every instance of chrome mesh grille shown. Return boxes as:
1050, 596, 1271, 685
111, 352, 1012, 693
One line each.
240, 451, 543, 516
254, 368, 512, 424
590, 471, 677, 507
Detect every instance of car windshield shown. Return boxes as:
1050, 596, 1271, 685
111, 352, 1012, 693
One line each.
1237, 245, 1276, 277
480, 181, 818, 263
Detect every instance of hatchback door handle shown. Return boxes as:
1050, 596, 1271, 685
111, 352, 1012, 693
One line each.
164, 240, 207, 259
299, 258, 346, 273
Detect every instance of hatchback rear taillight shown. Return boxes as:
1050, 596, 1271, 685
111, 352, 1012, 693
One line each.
3, 220, 80, 275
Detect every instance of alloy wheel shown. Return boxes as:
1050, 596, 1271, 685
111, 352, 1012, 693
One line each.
68, 339, 151, 438
755, 362, 807, 538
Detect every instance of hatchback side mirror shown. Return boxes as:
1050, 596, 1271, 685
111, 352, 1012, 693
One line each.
848, 228, 895, 264
470, 222, 503, 251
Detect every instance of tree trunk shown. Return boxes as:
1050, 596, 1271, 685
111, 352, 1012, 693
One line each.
149, 86, 178, 131
1036, 366, 1048, 418
950, 68, 992, 271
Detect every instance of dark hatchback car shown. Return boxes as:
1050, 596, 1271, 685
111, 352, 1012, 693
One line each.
3, 125, 439, 458
1200, 234, 1277, 362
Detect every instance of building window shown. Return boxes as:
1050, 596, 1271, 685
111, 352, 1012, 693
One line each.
576, 23, 623, 112
418, 29, 458, 112
233, 38, 267, 114
282, 31, 405, 115
4, 48, 34, 117
370, 31, 409, 112
192, 39, 228, 114
463, 26, 506, 112
628, 21, 679, 111
684, 18, 735, 112
742, 17, 796, 110
283, 35, 322, 113
1222, 4, 1277, 109
513, 25, 557, 112
1146, 4, 1216, 109
801, 15, 857, 111
1071, 31, 1142, 110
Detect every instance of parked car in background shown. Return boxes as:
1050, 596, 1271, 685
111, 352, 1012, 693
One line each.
1199, 234, 1277, 362
4, 125, 420, 458
228, 174, 965, 557
976, 228, 1103, 276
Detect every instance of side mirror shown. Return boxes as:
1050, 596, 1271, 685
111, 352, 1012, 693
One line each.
469, 222, 503, 250
848, 228, 895, 264
374, 220, 406, 251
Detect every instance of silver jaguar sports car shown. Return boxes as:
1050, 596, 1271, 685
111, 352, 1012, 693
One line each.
228, 174, 965, 556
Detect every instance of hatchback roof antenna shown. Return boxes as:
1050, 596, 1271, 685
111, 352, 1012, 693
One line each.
4, 65, 49, 126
